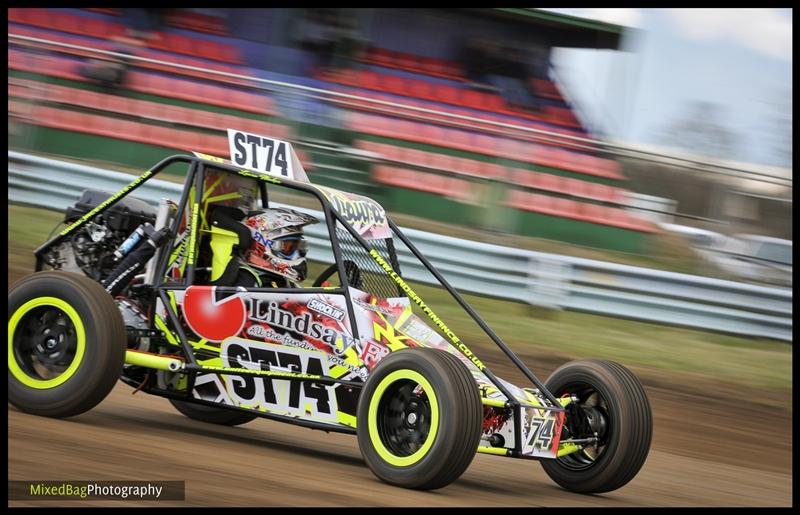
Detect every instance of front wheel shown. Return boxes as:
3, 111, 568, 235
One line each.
356, 348, 482, 490
8, 271, 127, 418
540, 359, 652, 494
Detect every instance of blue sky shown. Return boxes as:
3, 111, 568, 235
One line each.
543, 8, 792, 168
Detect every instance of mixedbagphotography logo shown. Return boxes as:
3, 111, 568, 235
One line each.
8, 481, 186, 501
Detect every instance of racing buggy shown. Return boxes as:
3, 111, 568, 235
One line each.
9, 129, 652, 493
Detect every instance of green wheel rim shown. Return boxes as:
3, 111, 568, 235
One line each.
8, 297, 87, 389
368, 369, 440, 467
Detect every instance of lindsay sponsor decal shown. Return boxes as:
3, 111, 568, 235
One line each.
248, 300, 357, 356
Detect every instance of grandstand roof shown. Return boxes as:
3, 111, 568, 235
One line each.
484, 8, 625, 50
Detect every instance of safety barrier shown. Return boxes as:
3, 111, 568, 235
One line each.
8, 151, 792, 341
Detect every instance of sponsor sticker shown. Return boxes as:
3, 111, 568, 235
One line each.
360, 340, 390, 370
521, 409, 564, 459
222, 338, 338, 421
313, 185, 390, 240
307, 298, 346, 322
248, 299, 358, 356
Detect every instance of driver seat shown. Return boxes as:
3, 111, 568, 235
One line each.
204, 205, 253, 286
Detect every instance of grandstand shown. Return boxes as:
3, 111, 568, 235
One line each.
8, 8, 655, 253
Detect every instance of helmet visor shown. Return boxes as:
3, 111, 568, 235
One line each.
271, 236, 308, 259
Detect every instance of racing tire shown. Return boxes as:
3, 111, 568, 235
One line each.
169, 399, 258, 426
8, 271, 127, 418
357, 348, 482, 490
540, 359, 652, 494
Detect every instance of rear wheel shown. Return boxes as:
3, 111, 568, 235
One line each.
169, 398, 257, 426
357, 348, 482, 490
8, 271, 126, 418
540, 359, 652, 493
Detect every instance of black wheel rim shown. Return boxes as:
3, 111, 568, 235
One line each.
13, 306, 79, 381
557, 381, 612, 471
376, 379, 432, 457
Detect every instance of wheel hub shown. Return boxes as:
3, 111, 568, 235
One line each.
377, 379, 432, 457
15, 307, 78, 377
405, 399, 422, 428
583, 406, 608, 440
33, 318, 72, 366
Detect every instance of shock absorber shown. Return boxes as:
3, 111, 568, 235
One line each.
102, 226, 171, 296
113, 223, 152, 260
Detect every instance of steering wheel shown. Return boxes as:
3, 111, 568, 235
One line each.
312, 260, 363, 289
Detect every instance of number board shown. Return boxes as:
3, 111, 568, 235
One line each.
227, 129, 294, 180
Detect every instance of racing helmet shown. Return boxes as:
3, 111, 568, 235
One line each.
243, 208, 319, 283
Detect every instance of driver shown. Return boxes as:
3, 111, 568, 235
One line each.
234, 207, 319, 288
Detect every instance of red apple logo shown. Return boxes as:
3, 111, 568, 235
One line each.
182, 286, 247, 342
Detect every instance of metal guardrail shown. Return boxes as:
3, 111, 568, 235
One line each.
8, 151, 792, 341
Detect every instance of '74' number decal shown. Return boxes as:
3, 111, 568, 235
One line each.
526, 416, 555, 452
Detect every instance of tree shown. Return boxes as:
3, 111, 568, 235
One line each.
658, 101, 741, 161
762, 89, 792, 168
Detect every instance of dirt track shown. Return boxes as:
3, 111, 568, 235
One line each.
8, 350, 792, 507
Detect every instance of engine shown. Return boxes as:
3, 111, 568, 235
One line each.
42, 189, 158, 282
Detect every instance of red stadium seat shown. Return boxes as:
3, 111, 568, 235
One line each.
441, 61, 462, 79
85, 7, 119, 16
577, 202, 606, 224
56, 13, 81, 34
8, 8, 23, 23
538, 173, 560, 193
146, 31, 169, 51
418, 124, 443, 145
29, 9, 52, 29
359, 139, 379, 155
459, 159, 480, 177
173, 34, 195, 56
434, 85, 459, 105
206, 41, 235, 63
409, 79, 435, 101
460, 89, 486, 110
83, 18, 109, 39
359, 70, 379, 90
381, 74, 407, 95
416, 150, 434, 166
106, 94, 130, 116
428, 153, 453, 173
406, 148, 429, 167
445, 129, 469, 152
393, 52, 417, 72
485, 94, 505, 111
609, 187, 626, 204
471, 133, 497, 155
